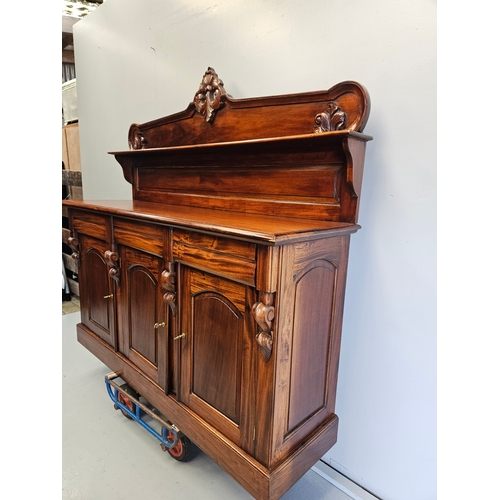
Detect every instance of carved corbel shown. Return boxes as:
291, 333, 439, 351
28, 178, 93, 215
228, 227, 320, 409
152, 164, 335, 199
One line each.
104, 250, 120, 285
193, 67, 226, 123
252, 292, 275, 363
161, 263, 177, 317
314, 101, 346, 133
342, 135, 367, 199
67, 236, 80, 269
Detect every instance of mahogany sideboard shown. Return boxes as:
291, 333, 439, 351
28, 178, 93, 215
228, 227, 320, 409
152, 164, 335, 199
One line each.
63, 68, 372, 499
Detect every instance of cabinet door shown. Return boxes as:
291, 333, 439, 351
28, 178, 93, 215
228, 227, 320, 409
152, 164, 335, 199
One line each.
179, 267, 255, 449
120, 246, 168, 389
79, 235, 117, 349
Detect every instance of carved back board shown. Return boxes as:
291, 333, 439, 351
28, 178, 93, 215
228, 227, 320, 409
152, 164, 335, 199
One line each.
111, 68, 372, 223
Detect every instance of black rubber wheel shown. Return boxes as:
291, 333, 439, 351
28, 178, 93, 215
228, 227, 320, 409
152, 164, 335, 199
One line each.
164, 427, 193, 462
116, 383, 139, 420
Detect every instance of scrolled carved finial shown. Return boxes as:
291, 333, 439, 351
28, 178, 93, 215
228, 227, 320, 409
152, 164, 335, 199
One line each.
314, 101, 346, 133
193, 67, 226, 123
129, 124, 147, 150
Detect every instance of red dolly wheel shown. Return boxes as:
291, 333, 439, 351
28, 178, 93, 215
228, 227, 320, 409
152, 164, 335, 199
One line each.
115, 383, 139, 420
163, 427, 193, 462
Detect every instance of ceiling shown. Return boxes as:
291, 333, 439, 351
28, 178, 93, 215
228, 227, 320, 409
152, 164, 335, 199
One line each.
62, 0, 105, 51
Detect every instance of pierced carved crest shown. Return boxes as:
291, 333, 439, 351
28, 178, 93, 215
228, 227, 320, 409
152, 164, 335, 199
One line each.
314, 101, 346, 133
193, 67, 226, 123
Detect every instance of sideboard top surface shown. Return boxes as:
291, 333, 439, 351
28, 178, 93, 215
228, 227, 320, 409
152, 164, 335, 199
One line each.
63, 198, 359, 245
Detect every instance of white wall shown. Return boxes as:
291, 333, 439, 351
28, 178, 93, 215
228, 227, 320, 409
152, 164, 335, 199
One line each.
74, 1, 436, 498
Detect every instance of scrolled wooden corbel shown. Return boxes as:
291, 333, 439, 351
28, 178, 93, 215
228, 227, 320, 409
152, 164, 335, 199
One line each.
67, 236, 80, 268
161, 264, 177, 317
104, 250, 120, 285
252, 293, 275, 363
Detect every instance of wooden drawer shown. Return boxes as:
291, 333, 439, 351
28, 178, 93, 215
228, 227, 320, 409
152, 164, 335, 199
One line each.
72, 210, 109, 241
113, 217, 166, 257
173, 229, 256, 286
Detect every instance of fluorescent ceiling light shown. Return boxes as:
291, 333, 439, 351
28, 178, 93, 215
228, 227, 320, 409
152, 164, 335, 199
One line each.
62, 1, 101, 19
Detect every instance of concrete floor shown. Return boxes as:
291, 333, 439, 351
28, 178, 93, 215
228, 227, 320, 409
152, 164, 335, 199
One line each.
62, 310, 353, 500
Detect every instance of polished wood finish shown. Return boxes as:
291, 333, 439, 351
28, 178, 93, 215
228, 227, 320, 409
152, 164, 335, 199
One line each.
113, 131, 370, 224
63, 69, 371, 500
126, 69, 369, 149
120, 247, 168, 387
78, 234, 117, 349
179, 267, 256, 449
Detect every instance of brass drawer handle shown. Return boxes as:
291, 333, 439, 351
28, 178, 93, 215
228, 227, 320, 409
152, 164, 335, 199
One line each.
154, 322, 166, 329
103, 294, 114, 299
173, 333, 186, 341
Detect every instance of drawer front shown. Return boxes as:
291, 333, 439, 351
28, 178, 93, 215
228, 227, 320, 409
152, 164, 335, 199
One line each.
173, 230, 256, 286
174, 230, 256, 260
113, 218, 166, 257
72, 210, 109, 241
